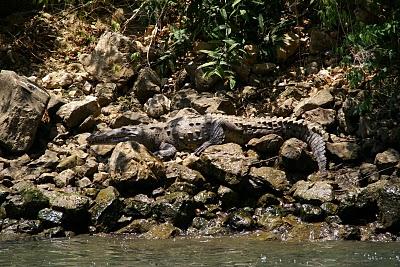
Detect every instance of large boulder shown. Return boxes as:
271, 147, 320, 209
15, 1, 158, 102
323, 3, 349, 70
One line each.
79, 31, 136, 82
108, 142, 165, 192
56, 96, 100, 128
0, 70, 49, 152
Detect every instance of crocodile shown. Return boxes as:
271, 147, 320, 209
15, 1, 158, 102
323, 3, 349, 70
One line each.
87, 114, 328, 172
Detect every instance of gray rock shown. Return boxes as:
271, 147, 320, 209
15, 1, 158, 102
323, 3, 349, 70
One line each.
249, 167, 289, 192
0, 70, 50, 152
116, 218, 157, 234
294, 89, 334, 116
279, 138, 317, 172
80, 31, 136, 82
377, 182, 400, 230
359, 163, 379, 184
108, 142, 165, 192
327, 142, 360, 161
247, 134, 284, 155
143, 94, 171, 118
374, 148, 400, 172
194, 190, 217, 205
227, 209, 254, 230
302, 108, 336, 127
42, 190, 90, 231
3, 186, 49, 219
185, 61, 220, 92
54, 169, 76, 188
165, 162, 205, 186
299, 204, 324, 222
217, 185, 239, 209
38, 208, 64, 226
194, 143, 257, 186
171, 89, 235, 114
95, 82, 118, 106
123, 194, 154, 218
292, 180, 334, 203
89, 186, 121, 232
110, 111, 151, 128
152, 192, 195, 227
167, 181, 197, 195
56, 96, 101, 128
131, 67, 161, 103
257, 193, 280, 207
142, 222, 180, 239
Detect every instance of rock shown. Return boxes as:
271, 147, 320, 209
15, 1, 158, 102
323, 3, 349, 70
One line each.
108, 142, 165, 192
0, 70, 49, 152
299, 204, 324, 222
194, 190, 217, 205
54, 169, 75, 188
110, 111, 151, 128
279, 138, 317, 172
17, 219, 42, 235
28, 149, 59, 169
217, 185, 239, 209
95, 82, 118, 107
171, 89, 235, 115
3, 186, 49, 219
185, 61, 221, 92
227, 209, 254, 230
41, 70, 76, 89
257, 193, 280, 207
143, 222, 180, 239
80, 31, 136, 82
276, 32, 300, 62
195, 143, 257, 186
248, 167, 289, 192
338, 180, 385, 225
143, 94, 171, 118
116, 218, 157, 234
247, 134, 284, 155
42, 190, 90, 232
359, 163, 379, 184
167, 182, 197, 195
302, 108, 336, 127
292, 180, 334, 203
89, 186, 121, 232
123, 194, 154, 218
374, 148, 400, 172
377, 182, 400, 230
38, 208, 64, 226
131, 67, 161, 103
327, 142, 360, 161
56, 96, 101, 128
152, 192, 195, 227
293, 89, 334, 116
165, 163, 205, 186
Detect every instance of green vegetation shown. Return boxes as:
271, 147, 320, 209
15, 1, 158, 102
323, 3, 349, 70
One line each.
27, 0, 400, 111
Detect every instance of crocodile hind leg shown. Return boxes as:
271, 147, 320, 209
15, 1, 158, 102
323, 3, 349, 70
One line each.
194, 120, 225, 156
153, 142, 178, 159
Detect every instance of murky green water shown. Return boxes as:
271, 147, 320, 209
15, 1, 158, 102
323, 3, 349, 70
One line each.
1, 235, 400, 266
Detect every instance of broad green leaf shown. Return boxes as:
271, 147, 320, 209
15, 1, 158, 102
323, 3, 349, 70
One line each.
198, 61, 218, 69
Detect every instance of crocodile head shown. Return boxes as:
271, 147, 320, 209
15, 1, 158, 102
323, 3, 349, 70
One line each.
87, 126, 143, 144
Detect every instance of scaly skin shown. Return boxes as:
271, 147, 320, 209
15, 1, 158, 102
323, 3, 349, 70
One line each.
87, 114, 328, 172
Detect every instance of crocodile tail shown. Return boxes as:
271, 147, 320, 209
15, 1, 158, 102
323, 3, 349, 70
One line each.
284, 119, 327, 172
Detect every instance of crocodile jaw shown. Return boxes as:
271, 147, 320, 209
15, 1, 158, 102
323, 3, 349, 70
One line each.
87, 127, 140, 144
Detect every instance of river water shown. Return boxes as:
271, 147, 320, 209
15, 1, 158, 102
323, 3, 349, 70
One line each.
1, 235, 400, 266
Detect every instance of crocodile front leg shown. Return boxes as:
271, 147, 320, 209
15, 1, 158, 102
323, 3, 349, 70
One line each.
194, 120, 225, 155
153, 142, 178, 159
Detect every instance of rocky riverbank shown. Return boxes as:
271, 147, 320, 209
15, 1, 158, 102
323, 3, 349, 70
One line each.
0, 11, 400, 242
